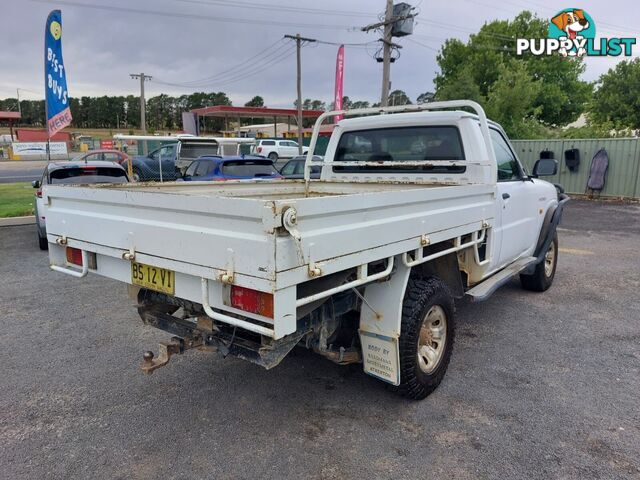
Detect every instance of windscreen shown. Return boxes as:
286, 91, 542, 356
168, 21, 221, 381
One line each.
49, 167, 128, 184
221, 161, 278, 177
334, 126, 465, 173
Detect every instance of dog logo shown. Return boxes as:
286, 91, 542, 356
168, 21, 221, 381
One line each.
517, 8, 635, 57
549, 9, 594, 57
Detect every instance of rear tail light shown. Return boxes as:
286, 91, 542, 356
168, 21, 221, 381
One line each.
36, 189, 42, 198
66, 247, 97, 269
257, 147, 262, 153
230, 285, 274, 318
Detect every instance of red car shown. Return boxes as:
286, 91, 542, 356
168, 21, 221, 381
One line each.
70, 149, 129, 165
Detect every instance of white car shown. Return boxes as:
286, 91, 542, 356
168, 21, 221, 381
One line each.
252, 139, 308, 160
45, 100, 567, 400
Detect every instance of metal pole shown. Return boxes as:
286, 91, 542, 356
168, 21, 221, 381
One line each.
380, 0, 393, 107
295, 34, 303, 154
16, 88, 21, 116
139, 73, 146, 134
284, 34, 316, 154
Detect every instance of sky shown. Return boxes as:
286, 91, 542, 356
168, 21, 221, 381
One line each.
1, 0, 638, 108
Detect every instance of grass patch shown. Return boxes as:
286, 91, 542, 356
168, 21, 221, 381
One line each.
0, 182, 35, 218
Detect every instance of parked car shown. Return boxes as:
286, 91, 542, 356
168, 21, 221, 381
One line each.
251, 139, 308, 160
33, 161, 129, 250
124, 143, 181, 182
70, 149, 129, 165
279, 155, 323, 179
182, 155, 283, 181
119, 137, 247, 181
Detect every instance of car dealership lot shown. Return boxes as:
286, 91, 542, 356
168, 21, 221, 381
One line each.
0, 199, 638, 480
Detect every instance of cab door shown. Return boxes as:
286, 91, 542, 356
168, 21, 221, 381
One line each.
490, 128, 538, 268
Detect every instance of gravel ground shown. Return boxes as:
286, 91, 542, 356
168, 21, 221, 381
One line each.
0, 199, 639, 480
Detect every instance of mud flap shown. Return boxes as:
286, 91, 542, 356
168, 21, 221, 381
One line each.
359, 331, 400, 386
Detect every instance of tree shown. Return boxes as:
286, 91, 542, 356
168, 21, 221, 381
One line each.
434, 11, 592, 137
245, 95, 265, 107
388, 90, 412, 106
351, 100, 370, 109
591, 58, 640, 129
416, 92, 434, 104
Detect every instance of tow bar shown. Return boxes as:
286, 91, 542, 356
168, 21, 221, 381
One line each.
140, 335, 204, 374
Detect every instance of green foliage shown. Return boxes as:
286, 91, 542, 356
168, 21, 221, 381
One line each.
434, 11, 593, 138
591, 58, 640, 129
244, 95, 265, 107
388, 90, 412, 106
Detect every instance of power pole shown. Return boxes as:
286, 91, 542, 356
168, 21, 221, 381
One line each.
361, 2, 416, 107
284, 34, 316, 154
130, 73, 152, 134
380, 0, 394, 107
16, 88, 21, 115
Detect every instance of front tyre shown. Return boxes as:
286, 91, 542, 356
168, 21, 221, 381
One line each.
520, 233, 558, 292
393, 277, 455, 400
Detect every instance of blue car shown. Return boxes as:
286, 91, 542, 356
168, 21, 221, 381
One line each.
182, 155, 283, 181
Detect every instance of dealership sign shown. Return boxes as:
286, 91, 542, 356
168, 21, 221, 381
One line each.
517, 8, 636, 57
12, 142, 68, 157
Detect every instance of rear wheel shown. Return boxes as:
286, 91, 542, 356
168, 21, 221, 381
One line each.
392, 277, 455, 400
132, 168, 141, 182
520, 233, 558, 292
268, 152, 278, 161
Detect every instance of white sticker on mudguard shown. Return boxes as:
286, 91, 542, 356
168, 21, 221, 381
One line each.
360, 331, 400, 386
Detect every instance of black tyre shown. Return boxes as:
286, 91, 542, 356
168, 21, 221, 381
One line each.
132, 168, 142, 182
392, 277, 455, 400
268, 152, 278, 161
38, 231, 48, 250
520, 233, 558, 292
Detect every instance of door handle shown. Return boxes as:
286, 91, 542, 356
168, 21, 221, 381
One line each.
502, 193, 511, 200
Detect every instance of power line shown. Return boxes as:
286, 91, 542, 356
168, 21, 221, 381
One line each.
27, 0, 358, 31
153, 39, 290, 87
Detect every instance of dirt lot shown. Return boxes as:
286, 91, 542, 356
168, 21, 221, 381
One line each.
1, 200, 639, 480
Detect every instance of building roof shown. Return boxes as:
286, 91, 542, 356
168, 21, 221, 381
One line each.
191, 105, 324, 118
0, 111, 21, 120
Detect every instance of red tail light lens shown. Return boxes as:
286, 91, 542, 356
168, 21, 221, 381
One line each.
66, 247, 97, 269
230, 285, 274, 318
36, 189, 42, 198
66, 247, 83, 266
257, 147, 262, 153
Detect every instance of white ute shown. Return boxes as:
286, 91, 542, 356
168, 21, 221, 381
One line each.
45, 101, 568, 399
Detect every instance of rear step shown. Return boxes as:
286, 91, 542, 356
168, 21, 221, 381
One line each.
466, 256, 536, 302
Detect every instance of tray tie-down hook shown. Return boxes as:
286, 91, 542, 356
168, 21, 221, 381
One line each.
282, 206, 306, 264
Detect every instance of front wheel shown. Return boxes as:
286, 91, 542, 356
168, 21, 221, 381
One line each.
268, 152, 278, 161
132, 169, 142, 182
392, 277, 455, 400
520, 233, 558, 292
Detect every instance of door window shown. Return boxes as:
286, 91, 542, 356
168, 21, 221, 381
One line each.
281, 161, 297, 175
490, 129, 521, 181
195, 161, 215, 177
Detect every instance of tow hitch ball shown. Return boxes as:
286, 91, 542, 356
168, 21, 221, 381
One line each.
140, 335, 203, 374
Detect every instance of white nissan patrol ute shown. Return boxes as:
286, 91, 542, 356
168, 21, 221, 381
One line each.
44, 101, 568, 399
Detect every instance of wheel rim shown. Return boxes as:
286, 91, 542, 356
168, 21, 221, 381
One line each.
417, 305, 447, 374
544, 242, 556, 277
133, 172, 140, 182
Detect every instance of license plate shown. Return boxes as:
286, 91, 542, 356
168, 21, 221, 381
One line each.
131, 262, 175, 295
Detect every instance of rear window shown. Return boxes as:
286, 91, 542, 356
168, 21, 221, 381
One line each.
334, 126, 465, 173
49, 167, 128, 184
180, 143, 219, 159
221, 161, 278, 177
260, 140, 276, 146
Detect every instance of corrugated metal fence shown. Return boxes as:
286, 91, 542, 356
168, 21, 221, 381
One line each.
511, 138, 640, 198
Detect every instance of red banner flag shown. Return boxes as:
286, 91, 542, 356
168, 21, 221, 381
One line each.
333, 45, 345, 122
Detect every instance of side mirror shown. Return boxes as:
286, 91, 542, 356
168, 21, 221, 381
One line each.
32, 180, 41, 188
532, 158, 558, 177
